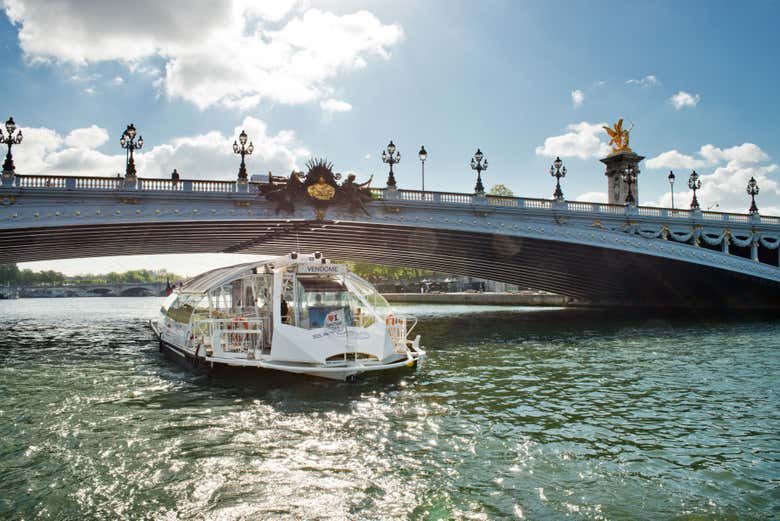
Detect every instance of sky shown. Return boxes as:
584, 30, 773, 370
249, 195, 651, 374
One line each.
3, 0, 779, 276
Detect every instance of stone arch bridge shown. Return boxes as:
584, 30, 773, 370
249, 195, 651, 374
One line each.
1, 174, 779, 309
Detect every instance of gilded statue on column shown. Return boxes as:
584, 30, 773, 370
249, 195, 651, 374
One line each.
603, 119, 634, 154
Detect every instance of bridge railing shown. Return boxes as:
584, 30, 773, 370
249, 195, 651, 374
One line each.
5, 174, 778, 226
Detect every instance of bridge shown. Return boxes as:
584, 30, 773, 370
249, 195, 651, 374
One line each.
1, 171, 778, 309
18, 281, 167, 297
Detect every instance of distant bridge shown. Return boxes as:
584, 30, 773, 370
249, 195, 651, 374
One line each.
19, 281, 167, 297
1, 174, 779, 309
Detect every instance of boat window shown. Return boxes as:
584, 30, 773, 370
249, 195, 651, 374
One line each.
160, 292, 178, 315
165, 293, 204, 324
345, 273, 391, 319
294, 276, 355, 330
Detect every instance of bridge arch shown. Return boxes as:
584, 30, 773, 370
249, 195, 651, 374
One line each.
1, 178, 778, 309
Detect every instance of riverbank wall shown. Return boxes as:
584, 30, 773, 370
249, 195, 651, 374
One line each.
383, 292, 570, 306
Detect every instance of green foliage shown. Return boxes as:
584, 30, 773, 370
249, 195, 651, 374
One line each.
0, 264, 183, 286
488, 184, 514, 197
339, 261, 436, 283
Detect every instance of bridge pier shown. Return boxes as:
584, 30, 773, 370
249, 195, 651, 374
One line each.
601, 150, 644, 205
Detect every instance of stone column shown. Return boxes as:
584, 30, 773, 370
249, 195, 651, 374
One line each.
600, 151, 645, 205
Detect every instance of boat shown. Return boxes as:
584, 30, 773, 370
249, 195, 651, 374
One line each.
149, 252, 425, 381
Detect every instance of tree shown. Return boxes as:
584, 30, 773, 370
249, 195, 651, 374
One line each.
0, 264, 20, 285
488, 184, 514, 197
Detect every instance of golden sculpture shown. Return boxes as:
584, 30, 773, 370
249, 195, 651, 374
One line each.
603, 118, 633, 154
307, 176, 336, 201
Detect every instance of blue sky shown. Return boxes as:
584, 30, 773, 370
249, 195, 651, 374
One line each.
4, 0, 779, 275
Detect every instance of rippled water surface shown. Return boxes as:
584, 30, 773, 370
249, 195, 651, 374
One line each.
0, 298, 778, 520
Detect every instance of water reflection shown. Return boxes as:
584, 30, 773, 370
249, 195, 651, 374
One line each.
0, 298, 777, 520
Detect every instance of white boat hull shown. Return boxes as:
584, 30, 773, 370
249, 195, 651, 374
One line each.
150, 319, 425, 381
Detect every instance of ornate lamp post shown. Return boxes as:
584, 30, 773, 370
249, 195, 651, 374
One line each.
119, 123, 143, 180
382, 140, 401, 189
418, 145, 427, 191
233, 130, 254, 184
688, 170, 701, 210
747, 176, 759, 215
470, 148, 487, 196
550, 156, 566, 201
621, 164, 637, 205
668, 171, 676, 209
1, 117, 23, 177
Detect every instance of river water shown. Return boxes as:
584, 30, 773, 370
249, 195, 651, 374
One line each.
0, 298, 777, 520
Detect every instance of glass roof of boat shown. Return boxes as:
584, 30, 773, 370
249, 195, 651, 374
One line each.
178, 260, 264, 294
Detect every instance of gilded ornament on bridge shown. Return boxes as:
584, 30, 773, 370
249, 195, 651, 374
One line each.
603, 118, 633, 154
307, 176, 336, 201
260, 157, 373, 220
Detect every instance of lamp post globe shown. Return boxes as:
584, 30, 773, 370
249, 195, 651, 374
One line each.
550, 156, 566, 202
621, 165, 637, 205
688, 170, 701, 210
747, 176, 759, 215
470, 148, 487, 196
233, 130, 253, 184
668, 171, 676, 209
120, 123, 143, 180
382, 140, 401, 189
418, 145, 427, 191
1, 116, 23, 176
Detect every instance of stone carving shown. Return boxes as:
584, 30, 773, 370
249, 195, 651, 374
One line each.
260, 158, 373, 220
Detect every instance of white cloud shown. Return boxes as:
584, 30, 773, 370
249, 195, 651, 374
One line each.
110, 76, 124, 85
571, 89, 584, 108
4, 1, 403, 112
626, 75, 660, 87
574, 191, 608, 203
13, 117, 310, 179
646, 149, 707, 170
64, 125, 109, 149
83, 86, 95, 95
320, 98, 352, 113
535, 122, 611, 159
646, 143, 779, 215
670, 90, 700, 110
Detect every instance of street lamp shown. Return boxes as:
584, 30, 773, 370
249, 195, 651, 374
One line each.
1, 117, 23, 175
747, 176, 759, 215
470, 148, 487, 196
688, 170, 701, 210
621, 164, 637, 205
418, 145, 427, 191
668, 171, 676, 209
233, 130, 254, 183
382, 140, 401, 189
550, 156, 566, 201
119, 123, 143, 180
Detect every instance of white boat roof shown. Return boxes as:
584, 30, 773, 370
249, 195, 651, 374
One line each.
178, 260, 262, 294
177, 253, 334, 294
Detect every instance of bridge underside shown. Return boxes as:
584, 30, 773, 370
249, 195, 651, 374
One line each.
2, 220, 778, 309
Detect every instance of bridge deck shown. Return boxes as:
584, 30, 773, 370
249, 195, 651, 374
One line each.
2, 174, 779, 308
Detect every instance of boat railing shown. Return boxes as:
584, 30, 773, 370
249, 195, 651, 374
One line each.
386, 314, 417, 354
192, 316, 270, 356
